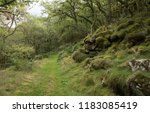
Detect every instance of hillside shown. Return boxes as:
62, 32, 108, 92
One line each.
0, 0, 150, 96
70, 12, 150, 96
0, 12, 150, 96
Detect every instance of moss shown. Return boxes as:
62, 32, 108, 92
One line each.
125, 31, 147, 47
115, 51, 126, 59
102, 75, 127, 96
96, 37, 106, 48
84, 35, 93, 43
79, 40, 84, 46
146, 26, 150, 34
94, 26, 108, 35
127, 20, 135, 25
103, 40, 111, 48
126, 72, 150, 96
137, 45, 150, 56
99, 30, 112, 37
128, 23, 142, 32
78, 47, 86, 53
117, 22, 129, 31
96, 37, 104, 43
95, 37, 111, 49
145, 35, 150, 44
109, 34, 118, 42
72, 50, 89, 63
89, 58, 112, 70
102, 54, 113, 60
144, 18, 150, 26
117, 30, 127, 41
109, 29, 126, 43
84, 43, 96, 52
83, 58, 93, 67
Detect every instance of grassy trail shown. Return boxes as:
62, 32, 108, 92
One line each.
34, 55, 78, 96
0, 55, 79, 96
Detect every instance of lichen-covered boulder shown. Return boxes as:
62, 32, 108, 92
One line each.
128, 59, 150, 72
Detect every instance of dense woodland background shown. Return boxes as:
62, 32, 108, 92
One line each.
0, 0, 150, 96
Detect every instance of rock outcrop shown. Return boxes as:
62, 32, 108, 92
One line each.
128, 59, 150, 72
127, 73, 150, 96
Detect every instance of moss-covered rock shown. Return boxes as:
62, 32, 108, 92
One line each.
100, 72, 150, 96
95, 37, 111, 50
125, 31, 147, 47
98, 30, 112, 37
78, 47, 87, 53
126, 72, 150, 96
109, 30, 126, 42
72, 50, 89, 63
101, 75, 127, 96
84, 43, 95, 52
84, 35, 96, 51
127, 20, 135, 25
89, 58, 112, 70
117, 30, 126, 41
109, 34, 118, 42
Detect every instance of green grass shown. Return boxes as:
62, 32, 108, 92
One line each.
0, 45, 149, 96
0, 55, 81, 95
36, 55, 80, 96
0, 54, 114, 96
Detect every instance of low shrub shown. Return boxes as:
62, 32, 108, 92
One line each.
13, 59, 33, 71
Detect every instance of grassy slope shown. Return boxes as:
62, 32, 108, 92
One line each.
70, 12, 150, 95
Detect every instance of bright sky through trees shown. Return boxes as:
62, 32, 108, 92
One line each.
27, 0, 54, 16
